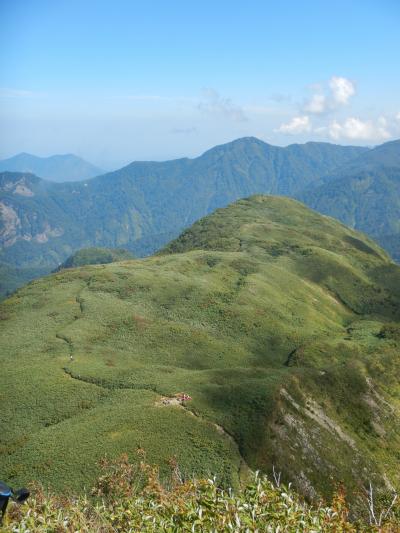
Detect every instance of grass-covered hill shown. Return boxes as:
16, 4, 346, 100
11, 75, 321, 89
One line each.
55, 247, 134, 270
0, 139, 368, 294
0, 152, 103, 182
1, 196, 399, 512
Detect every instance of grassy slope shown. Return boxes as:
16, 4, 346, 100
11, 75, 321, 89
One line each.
1, 196, 399, 506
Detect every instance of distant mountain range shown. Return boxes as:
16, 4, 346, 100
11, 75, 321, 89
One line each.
0, 137, 399, 297
0, 152, 103, 182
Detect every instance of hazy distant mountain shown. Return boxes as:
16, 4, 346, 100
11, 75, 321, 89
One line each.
0, 152, 103, 182
301, 140, 400, 261
3, 136, 399, 297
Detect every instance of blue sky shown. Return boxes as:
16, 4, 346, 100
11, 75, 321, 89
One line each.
1, 0, 399, 168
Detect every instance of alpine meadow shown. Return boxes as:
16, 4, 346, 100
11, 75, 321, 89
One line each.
2, 196, 400, 524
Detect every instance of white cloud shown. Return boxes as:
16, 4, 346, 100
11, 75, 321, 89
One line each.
304, 93, 327, 114
274, 74, 399, 141
277, 113, 394, 141
328, 116, 391, 141
303, 76, 355, 114
197, 88, 247, 122
329, 76, 355, 105
277, 115, 312, 135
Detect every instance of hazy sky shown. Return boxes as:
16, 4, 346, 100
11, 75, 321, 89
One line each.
1, 0, 399, 168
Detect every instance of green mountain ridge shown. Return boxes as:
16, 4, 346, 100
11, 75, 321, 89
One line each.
1, 196, 399, 508
0, 138, 371, 296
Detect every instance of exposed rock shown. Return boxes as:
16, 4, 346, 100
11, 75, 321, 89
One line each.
0, 201, 21, 246
281, 388, 356, 449
13, 182, 34, 196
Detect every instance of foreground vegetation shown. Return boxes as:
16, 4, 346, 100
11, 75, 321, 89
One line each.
4, 455, 400, 532
1, 196, 400, 513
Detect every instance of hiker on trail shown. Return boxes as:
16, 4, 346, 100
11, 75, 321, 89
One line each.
0, 482, 29, 525
70, 354, 73, 361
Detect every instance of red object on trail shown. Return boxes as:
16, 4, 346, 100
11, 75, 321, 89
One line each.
175, 393, 192, 402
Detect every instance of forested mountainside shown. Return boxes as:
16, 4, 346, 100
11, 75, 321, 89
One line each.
301, 140, 400, 262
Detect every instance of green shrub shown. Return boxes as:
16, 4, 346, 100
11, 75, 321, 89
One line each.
5, 455, 399, 532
